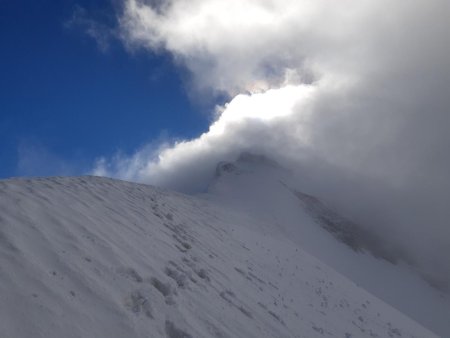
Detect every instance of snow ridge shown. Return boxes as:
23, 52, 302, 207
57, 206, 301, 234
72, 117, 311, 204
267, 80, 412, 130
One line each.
0, 176, 439, 337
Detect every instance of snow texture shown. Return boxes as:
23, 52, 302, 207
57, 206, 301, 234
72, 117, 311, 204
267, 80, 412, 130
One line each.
0, 171, 443, 337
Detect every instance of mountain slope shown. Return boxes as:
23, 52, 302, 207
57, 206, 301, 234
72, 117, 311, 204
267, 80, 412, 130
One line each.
207, 153, 450, 337
0, 176, 438, 337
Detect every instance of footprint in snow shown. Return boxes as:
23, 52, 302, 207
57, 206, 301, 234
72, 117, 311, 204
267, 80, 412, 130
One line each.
124, 290, 153, 319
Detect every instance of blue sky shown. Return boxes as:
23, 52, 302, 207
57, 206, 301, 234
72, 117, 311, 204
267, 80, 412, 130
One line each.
0, 0, 209, 178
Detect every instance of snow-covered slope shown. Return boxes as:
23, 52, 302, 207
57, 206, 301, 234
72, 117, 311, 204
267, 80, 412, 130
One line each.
207, 153, 450, 337
0, 175, 440, 337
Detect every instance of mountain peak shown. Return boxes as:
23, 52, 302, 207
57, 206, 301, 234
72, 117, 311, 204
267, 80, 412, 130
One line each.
236, 152, 282, 169
215, 161, 240, 177
214, 152, 284, 179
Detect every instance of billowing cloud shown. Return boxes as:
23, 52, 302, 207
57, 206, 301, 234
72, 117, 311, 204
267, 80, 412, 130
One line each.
119, 0, 365, 94
94, 0, 450, 286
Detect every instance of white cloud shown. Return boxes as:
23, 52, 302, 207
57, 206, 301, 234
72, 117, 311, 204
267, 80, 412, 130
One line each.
119, 0, 367, 94
95, 0, 450, 284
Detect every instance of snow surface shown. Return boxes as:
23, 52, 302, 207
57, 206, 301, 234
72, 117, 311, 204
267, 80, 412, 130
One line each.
207, 154, 450, 337
0, 172, 442, 337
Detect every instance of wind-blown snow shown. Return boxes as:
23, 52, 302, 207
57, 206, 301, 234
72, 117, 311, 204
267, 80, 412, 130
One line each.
208, 154, 450, 336
0, 175, 439, 337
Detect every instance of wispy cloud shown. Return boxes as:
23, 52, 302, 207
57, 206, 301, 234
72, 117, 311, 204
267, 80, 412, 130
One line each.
65, 5, 116, 52
17, 141, 83, 177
